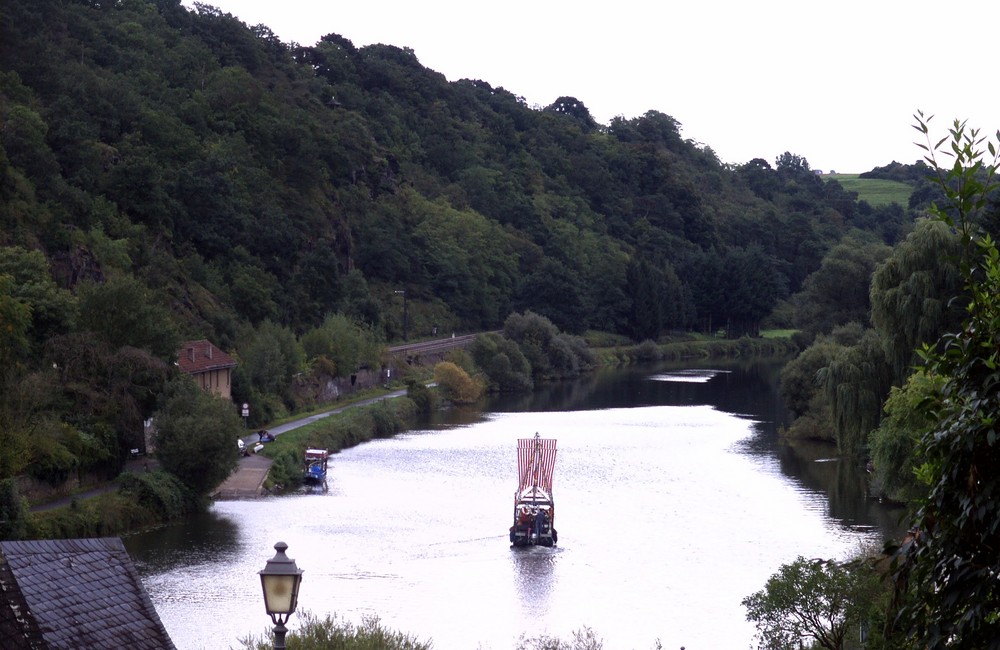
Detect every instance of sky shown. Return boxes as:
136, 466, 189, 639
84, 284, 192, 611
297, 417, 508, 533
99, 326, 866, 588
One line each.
182, 1, 999, 173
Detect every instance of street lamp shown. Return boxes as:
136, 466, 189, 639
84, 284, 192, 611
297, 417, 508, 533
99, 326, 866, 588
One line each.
258, 541, 304, 650
394, 289, 408, 341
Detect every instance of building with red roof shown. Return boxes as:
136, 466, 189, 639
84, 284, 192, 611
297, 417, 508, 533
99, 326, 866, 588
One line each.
176, 339, 238, 400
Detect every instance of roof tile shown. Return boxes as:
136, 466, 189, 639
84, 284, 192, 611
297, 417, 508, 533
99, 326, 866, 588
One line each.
176, 339, 238, 374
0, 538, 176, 649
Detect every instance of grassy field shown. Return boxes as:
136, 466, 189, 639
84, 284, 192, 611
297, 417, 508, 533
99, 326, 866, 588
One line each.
826, 173, 913, 207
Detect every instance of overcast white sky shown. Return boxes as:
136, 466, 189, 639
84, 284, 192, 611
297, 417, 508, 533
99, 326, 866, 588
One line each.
183, 1, 998, 173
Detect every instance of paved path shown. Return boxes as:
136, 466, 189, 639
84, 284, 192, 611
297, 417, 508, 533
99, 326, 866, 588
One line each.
211, 453, 274, 500
213, 388, 410, 499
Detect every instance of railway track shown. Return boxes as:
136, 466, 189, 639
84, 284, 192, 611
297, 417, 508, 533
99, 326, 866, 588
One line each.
387, 332, 481, 357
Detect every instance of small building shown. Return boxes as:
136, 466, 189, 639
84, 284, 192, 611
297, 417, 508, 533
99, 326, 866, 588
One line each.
177, 339, 238, 400
0, 537, 176, 649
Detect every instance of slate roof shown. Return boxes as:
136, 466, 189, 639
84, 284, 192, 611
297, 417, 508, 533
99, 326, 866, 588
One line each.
176, 339, 237, 375
0, 538, 175, 649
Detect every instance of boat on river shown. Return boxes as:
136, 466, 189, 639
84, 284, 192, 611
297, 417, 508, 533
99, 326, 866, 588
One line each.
509, 433, 558, 547
303, 448, 329, 489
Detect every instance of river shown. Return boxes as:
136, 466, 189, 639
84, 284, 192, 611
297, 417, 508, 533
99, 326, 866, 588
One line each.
124, 359, 906, 650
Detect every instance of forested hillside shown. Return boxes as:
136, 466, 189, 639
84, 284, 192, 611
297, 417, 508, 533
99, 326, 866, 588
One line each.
1, 0, 917, 344
1, 0, 935, 495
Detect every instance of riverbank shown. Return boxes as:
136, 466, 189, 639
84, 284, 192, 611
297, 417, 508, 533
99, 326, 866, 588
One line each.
212, 386, 415, 498
20, 333, 797, 539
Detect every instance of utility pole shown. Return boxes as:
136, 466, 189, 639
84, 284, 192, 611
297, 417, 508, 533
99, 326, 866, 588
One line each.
394, 289, 408, 341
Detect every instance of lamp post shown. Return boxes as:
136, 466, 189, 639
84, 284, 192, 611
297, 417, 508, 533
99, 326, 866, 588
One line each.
394, 289, 408, 341
258, 541, 304, 650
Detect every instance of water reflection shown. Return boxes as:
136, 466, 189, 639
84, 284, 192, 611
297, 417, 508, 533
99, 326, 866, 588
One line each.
128, 509, 241, 573
510, 546, 558, 615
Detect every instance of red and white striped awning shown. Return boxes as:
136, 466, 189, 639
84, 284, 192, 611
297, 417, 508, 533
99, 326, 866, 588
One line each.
517, 433, 557, 493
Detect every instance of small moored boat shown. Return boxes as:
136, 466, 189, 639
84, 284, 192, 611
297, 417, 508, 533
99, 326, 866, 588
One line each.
303, 448, 329, 489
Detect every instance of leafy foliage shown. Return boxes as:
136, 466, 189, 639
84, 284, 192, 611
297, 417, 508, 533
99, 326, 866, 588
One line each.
0, 478, 29, 540
503, 311, 595, 379
432, 361, 483, 404
790, 236, 892, 342
77, 274, 180, 361
869, 218, 965, 383
238, 612, 431, 650
152, 377, 242, 495
116, 468, 196, 519
0, 0, 927, 495
0, 0, 896, 349
867, 371, 941, 504
893, 115, 1000, 647
469, 332, 534, 392
743, 555, 885, 650
301, 314, 382, 378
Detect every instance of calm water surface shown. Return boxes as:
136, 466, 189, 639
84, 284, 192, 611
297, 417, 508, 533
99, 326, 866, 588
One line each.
125, 360, 904, 650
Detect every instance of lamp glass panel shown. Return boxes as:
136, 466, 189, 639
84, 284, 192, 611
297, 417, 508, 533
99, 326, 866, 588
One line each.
262, 574, 296, 613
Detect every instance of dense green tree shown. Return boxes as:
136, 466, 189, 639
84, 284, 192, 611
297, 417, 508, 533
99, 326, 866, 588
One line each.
468, 332, 533, 392
301, 313, 381, 378
791, 236, 892, 341
779, 325, 866, 442
0, 274, 31, 369
502, 311, 593, 379
625, 257, 664, 341
45, 332, 172, 470
411, 194, 518, 328
683, 245, 787, 337
76, 274, 180, 362
0, 367, 52, 481
779, 332, 853, 419
237, 319, 303, 396
288, 241, 344, 329
0, 479, 29, 540
743, 555, 886, 650
544, 96, 598, 132
738, 158, 780, 201
153, 377, 242, 495
867, 371, 941, 504
0, 246, 76, 356
514, 259, 588, 335
894, 116, 1000, 648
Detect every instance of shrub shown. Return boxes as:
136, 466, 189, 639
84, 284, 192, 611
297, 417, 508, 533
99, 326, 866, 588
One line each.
516, 626, 610, 650
116, 469, 196, 519
433, 361, 484, 404
237, 611, 432, 650
633, 339, 663, 362
406, 381, 439, 415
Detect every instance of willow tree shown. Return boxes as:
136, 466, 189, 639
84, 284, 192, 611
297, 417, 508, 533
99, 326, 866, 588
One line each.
869, 217, 965, 385
820, 328, 894, 454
